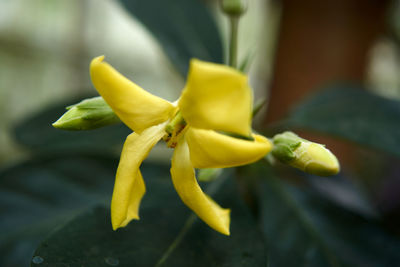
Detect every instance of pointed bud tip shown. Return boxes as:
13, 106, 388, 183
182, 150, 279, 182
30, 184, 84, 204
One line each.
305, 143, 340, 176
272, 131, 340, 177
306, 160, 340, 176
52, 120, 62, 129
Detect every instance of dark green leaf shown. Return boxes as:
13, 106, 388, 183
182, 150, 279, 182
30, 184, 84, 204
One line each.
13, 96, 130, 153
0, 154, 119, 267
284, 85, 400, 157
248, 163, 400, 267
118, 0, 224, 75
32, 172, 267, 267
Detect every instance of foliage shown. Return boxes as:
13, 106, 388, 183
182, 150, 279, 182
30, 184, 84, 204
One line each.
32, 171, 266, 267
119, 0, 223, 76
1, 0, 400, 266
284, 85, 400, 158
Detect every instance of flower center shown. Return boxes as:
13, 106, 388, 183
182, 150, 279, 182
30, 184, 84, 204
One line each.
163, 111, 187, 148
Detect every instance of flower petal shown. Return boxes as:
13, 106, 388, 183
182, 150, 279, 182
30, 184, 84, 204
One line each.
170, 137, 230, 235
90, 56, 176, 133
118, 170, 145, 228
186, 128, 272, 169
178, 59, 252, 136
111, 122, 167, 230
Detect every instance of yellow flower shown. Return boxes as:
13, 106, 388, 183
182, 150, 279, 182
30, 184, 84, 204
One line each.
90, 56, 272, 235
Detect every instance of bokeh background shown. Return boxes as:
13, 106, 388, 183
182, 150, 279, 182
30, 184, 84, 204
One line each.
1, 0, 400, 164
2, 0, 400, 266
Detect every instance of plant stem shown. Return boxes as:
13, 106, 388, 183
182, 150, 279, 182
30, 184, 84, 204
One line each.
228, 16, 239, 68
155, 214, 196, 267
154, 175, 228, 267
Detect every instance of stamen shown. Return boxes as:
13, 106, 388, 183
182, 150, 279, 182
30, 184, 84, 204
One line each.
164, 111, 187, 148
165, 111, 186, 135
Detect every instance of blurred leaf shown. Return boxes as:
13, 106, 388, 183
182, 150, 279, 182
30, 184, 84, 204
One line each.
13, 96, 130, 153
0, 154, 118, 267
305, 173, 378, 218
32, 172, 267, 267
248, 164, 400, 267
239, 50, 255, 73
119, 0, 223, 75
284, 85, 400, 158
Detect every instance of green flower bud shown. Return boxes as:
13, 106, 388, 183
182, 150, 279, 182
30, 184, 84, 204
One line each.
52, 96, 120, 130
272, 131, 340, 176
221, 0, 247, 17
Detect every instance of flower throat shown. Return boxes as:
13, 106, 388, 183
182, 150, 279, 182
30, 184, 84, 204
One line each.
163, 111, 187, 148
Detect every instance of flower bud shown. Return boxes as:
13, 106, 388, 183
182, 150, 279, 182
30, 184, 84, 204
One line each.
52, 97, 120, 130
221, 0, 247, 17
272, 131, 340, 176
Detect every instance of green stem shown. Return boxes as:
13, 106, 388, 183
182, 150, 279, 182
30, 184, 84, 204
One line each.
228, 17, 239, 68
154, 175, 228, 267
155, 214, 196, 267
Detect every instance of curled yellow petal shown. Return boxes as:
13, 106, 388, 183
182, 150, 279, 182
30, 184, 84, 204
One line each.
118, 170, 145, 228
170, 137, 231, 235
90, 56, 176, 133
111, 122, 167, 230
178, 59, 252, 136
185, 128, 272, 169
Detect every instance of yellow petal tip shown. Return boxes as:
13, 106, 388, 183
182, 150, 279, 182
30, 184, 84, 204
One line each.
90, 55, 105, 69
221, 230, 231, 236
94, 55, 105, 62
219, 209, 231, 236
111, 222, 120, 231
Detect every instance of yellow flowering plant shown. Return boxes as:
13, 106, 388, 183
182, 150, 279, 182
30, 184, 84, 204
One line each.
53, 55, 339, 236
52, 0, 339, 238
88, 56, 271, 235
4, 0, 399, 265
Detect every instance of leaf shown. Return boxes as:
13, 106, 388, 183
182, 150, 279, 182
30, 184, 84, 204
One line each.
118, 0, 224, 76
284, 85, 400, 158
32, 172, 267, 266
13, 96, 130, 153
0, 154, 119, 267
248, 163, 400, 267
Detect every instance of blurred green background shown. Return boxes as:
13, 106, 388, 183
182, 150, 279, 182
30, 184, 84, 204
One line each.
2, 0, 400, 266
1, 0, 400, 165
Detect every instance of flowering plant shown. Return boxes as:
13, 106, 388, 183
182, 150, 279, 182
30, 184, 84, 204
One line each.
88, 56, 272, 235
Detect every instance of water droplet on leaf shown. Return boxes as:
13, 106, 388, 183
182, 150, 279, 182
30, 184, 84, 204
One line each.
32, 256, 44, 264
105, 257, 119, 266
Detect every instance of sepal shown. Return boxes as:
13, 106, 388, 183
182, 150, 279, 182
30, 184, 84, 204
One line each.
52, 97, 120, 130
